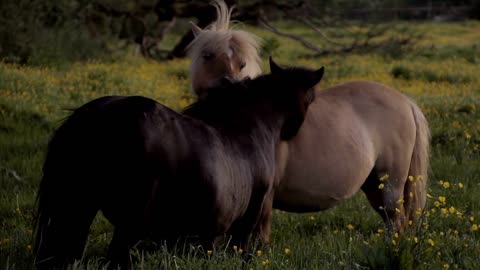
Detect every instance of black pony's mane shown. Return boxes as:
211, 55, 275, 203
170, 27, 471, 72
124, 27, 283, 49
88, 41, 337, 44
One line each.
184, 77, 255, 115
183, 66, 314, 120
182, 74, 281, 134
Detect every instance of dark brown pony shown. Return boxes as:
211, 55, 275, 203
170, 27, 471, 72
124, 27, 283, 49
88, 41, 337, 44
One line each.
33, 58, 324, 269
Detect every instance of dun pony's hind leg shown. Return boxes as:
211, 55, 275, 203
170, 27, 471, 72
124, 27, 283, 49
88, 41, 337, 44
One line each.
257, 191, 274, 244
362, 150, 413, 232
403, 173, 427, 224
35, 206, 98, 270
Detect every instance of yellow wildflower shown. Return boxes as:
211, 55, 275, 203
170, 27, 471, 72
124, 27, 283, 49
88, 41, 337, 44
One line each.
408, 220, 413, 226
417, 175, 424, 181
394, 232, 399, 238
377, 229, 384, 234
239, 248, 244, 254
427, 193, 433, 199
378, 183, 385, 190
449, 206, 456, 214
284, 248, 291, 255
408, 175, 414, 182
434, 201, 441, 207
207, 250, 213, 255
428, 239, 435, 246
256, 250, 263, 257
469, 216, 475, 222
347, 224, 355, 230
472, 224, 479, 231
443, 182, 451, 189
443, 263, 450, 269
441, 208, 448, 216
458, 182, 464, 188
233, 245, 238, 251
438, 196, 446, 204
380, 174, 389, 181
261, 259, 270, 267
414, 237, 419, 243
397, 198, 405, 204
409, 192, 414, 198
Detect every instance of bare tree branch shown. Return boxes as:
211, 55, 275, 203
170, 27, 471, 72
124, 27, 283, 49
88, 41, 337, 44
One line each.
258, 17, 324, 54
298, 18, 346, 46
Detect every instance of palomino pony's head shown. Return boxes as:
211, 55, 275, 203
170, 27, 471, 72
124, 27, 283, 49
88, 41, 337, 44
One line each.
186, 0, 262, 99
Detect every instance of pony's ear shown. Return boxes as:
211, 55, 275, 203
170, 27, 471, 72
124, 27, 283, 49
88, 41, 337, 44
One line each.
269, 57, 283, 74
190, 22, 203, 37
308, 66, 325, 87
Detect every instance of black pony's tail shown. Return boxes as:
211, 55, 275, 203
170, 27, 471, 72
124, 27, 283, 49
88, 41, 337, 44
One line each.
33, 114, 99, 269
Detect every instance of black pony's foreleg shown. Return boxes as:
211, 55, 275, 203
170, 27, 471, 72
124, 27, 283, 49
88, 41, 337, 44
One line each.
228, 184, 269, 252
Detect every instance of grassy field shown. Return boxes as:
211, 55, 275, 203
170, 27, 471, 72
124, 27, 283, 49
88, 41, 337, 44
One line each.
1, 21, 480, 269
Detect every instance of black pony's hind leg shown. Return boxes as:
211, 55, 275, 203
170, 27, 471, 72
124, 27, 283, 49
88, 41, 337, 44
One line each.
107, 227, 143, 270
35, 205, 98, 270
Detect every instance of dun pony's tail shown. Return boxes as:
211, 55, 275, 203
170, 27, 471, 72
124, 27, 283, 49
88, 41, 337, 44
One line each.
34, 116, 98, 269
404, 100, 430, 222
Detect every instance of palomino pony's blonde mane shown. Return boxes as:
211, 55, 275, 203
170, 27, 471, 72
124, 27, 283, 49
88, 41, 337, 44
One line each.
186, 0, 262, 94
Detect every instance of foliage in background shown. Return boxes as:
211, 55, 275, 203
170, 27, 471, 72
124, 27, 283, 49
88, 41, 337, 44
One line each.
1, 0, 480, 65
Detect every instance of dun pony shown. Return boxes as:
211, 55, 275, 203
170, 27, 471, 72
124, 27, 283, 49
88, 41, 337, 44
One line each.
185, 6, 430, 241
33, 58, 324, 269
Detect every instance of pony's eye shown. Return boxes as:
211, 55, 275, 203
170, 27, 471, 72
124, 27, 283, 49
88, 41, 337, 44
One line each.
239, 61, 246, 70
202, 52, 215, 60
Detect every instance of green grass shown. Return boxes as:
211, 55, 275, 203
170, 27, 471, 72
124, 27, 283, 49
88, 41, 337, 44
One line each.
1, 21, 480, 269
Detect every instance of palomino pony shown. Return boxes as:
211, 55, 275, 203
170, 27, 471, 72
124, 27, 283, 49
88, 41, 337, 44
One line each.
34, 59, 324, 269
186, 0, 262, 98
185, 2, 430, 242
